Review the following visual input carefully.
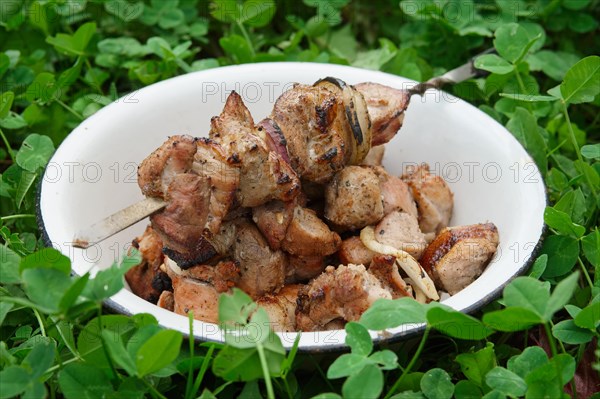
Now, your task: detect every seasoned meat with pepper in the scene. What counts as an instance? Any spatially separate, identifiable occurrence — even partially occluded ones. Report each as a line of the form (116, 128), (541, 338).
(165, 258), (221, 323)
(296, 264), (392, 331)
(252, 200), (294, 251)
(210, 91), (300, 207)
(233, 220), (286, 299)
(324, 166), (384, 231)
(420, 223), (499, 295)
(271, 84), (350, 183)
(257, 284), (302, 332)
(286, 254), (326, 282)
(355, 82), (410, 146)
(338, 236), (375, 266)
(374, 211), (427, 259)
(176, 260), (240, 293)
(150, 173), (216, 267)
(282, 206), (341, 257)
(125, 226), (170, 303)
(371, 166), (418, 218)
(402, 164), (454, 235)
(137, 135), (197, 198)
(192, 138), (240, 235)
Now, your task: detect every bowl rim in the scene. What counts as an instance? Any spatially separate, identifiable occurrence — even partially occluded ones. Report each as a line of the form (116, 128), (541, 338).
(36, 61), (548, 353)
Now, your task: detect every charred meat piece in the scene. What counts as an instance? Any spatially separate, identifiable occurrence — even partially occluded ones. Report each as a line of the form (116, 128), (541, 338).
(125, 226), (170, 303)
(402, 164), (453, 235)
(233, 220), (286, 299)
(420, 223), (499, 295)
(286, 254), (326, 283)
(210, 92), (300, 207)
(282, 206), (341, 257)
(257, 285), (302, 332)
(252, 200), (294, 251)
(150, 173), (215, 268)
(374, 211), (427, 259)
(361, 145), (385, 167)
(338, 236), (375, 266)
(296, 264), (392, 331)
(192, 138), (240, 234)
(371, 166), (418, 218)
(177, 260), (240, 293)
(165, 258), (221, 323)
(354, 82), (410, 147)
(271, 84), (349, 183)
(258, 118), (291, 165)
(368, 255), (412, 299)
(324, 166), (384, 231)
(138, 135), (197, 198)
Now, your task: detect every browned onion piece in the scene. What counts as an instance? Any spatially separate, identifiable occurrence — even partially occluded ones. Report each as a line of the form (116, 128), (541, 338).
(314, 77), (372, 165)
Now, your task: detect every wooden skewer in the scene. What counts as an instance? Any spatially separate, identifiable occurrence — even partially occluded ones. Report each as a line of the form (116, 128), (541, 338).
(72, 197), (166, 249)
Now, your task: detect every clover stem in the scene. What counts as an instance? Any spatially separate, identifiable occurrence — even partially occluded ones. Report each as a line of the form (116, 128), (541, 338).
(56, 99), (84, 121)
(191, 344), (216, 397)
(185, 312), (194, 399)
(514, 69), (534, 113)
(257, 342), (275, 399)
(578, 257), (594, 289)
(1, 214), (36, 221)
(543, 322), (558, 358)
(385, 326), (430, 399)
(33, 308), (47, 337)
(0, 128), (15, 162)
(562, 101), (599, 201)
(236, 21), (256, 58)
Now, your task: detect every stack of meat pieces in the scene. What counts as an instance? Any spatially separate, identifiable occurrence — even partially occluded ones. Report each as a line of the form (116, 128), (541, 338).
(126, 79), (499, 332)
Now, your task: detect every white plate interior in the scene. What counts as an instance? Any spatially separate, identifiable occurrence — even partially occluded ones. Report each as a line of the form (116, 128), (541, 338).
(39, 62), (546, 350)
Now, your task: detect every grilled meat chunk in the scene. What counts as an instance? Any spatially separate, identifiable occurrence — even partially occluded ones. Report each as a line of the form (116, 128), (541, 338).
(150, 173), (216, 267)
(210, 91), (300, 207)
(177, 260), (240, 293)
(257, 285), (302, 332)
(324, 166), (384, 231)
(138, 135), (197, 198)
(252, 200), (294, 251)
(374, 211), (427, 259)
(125, 226), (170, 303)
(271, 84), (349, 183)
(282, 206), (341, 257)
(286, 255), (326, 283)
(157, 291), (175, 311)
(355, 82), (410, 146)
(233, 220), (286, 299)
(165, 258), (221, 323)
(371, 166), (418, 218)
(420, 223), (499, 295)
(402, 164), (453, 235)
(192, 138), (240, 234)
(338, 236), (375, 266)
(368, 255), (412, 299)
(296, 264), (392, 331)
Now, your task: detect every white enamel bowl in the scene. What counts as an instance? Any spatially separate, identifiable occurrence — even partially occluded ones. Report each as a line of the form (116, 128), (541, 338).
(38, 63), (546, 352)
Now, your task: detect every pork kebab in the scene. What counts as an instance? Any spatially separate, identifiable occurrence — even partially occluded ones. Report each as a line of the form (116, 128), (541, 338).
(124, 77), (499, 332)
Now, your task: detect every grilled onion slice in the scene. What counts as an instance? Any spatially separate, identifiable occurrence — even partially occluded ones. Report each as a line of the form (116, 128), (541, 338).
(314, 77), (372, 165)
(360, 225), (439, 300)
